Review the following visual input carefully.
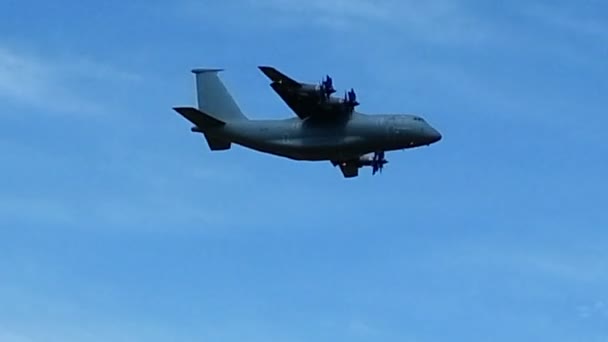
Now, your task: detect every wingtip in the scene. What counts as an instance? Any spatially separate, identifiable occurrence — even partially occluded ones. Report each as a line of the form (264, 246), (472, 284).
(258, 65), (278, 74)
(173, 105), (203, 114)
(172, 106), (192, 114)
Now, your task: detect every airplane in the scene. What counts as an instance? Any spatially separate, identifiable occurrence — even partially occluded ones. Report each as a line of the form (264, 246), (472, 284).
(172, 66), (442, 178)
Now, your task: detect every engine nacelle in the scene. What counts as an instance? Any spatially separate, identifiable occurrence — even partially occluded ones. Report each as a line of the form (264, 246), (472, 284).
(357, 153), (373, 166)
(297, 83), (336, 98)
(285, 76), (359, 113)
(357, 153), (388, 175)
(356, 154), (386, 166)
(331, 152), (387, 176)
(299, 83), (321, 92)
(297, 75), (336, 99)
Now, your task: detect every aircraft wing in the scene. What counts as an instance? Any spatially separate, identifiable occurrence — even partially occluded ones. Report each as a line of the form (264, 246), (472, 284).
(258, 66), (301, 88)
(258, 66), (357, 120)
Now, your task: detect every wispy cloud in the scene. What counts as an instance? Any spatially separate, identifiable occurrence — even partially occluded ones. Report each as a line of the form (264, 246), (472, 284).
(577, 300), (608, 320)
(456, 237), (605, 275)
(0, 329), (32, 342)
(0, 195), (77, 226)
(0, 192), (228, 233)
(173, 0), (487, 46)
(0, 132), (235, 232)
(513, 3), (608, 70)
(0, 161), (239, 233)
(0, 44), (140, 116)
(346, 319), (381, 337)
(252, 0), (488, 45)
(257, 0), (391, 26)
(524, 3), (608, 42)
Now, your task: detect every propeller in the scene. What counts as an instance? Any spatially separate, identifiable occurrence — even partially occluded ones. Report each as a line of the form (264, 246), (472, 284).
(324, 75), (334, 92)
(348, 88), (356, 103)
(342, 88), (360, 109)
(371, 151), (387, 175)
(319, 75), (335, 100)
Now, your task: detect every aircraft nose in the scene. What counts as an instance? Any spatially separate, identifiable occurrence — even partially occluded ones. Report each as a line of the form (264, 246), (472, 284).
(428, 127), (442, 143)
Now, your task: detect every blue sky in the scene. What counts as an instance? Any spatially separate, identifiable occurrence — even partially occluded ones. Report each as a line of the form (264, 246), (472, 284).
(1, 0), (607, 341)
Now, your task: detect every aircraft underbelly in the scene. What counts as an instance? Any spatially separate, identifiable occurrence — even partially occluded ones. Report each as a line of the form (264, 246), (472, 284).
(227, 124), (392, 161)
(294, 136), (362, 148)
(264, 136), (370, 160)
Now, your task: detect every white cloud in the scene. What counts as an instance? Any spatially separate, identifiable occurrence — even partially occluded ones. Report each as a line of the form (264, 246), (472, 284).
(0, 44), (140, 116)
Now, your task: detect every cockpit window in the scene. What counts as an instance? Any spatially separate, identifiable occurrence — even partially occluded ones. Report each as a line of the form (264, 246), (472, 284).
(413, 117), (424, 122)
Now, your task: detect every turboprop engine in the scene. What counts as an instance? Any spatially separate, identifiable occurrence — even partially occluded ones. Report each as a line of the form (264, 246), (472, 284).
(357, 151), (388, 175)
(289, 74), (360, 115)
(297, 75), (336, 100)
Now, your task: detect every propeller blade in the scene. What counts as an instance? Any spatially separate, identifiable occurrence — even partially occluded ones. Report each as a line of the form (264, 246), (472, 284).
(371, 151), (386, 175)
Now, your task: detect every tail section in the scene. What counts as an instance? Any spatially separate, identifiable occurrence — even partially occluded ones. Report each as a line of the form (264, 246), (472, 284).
(174, 68), (247, 151)
(172, 106), (231, 151)
(191, 69), (248, 122)
(173, 106), (225, 128)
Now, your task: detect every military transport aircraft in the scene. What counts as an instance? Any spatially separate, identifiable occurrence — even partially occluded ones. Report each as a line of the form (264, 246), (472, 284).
(173, 66), (442, 178)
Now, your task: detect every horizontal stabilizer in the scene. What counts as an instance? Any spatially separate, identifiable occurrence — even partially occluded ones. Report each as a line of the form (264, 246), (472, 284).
(258, 66), (300, 88)
(173, 106), (225, 128)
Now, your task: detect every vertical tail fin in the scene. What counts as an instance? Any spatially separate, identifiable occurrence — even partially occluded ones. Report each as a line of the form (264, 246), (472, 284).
(191, 69), (248, 121)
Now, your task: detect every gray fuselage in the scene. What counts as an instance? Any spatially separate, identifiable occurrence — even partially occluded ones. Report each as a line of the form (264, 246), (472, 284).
(204, 112), (442, 161)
